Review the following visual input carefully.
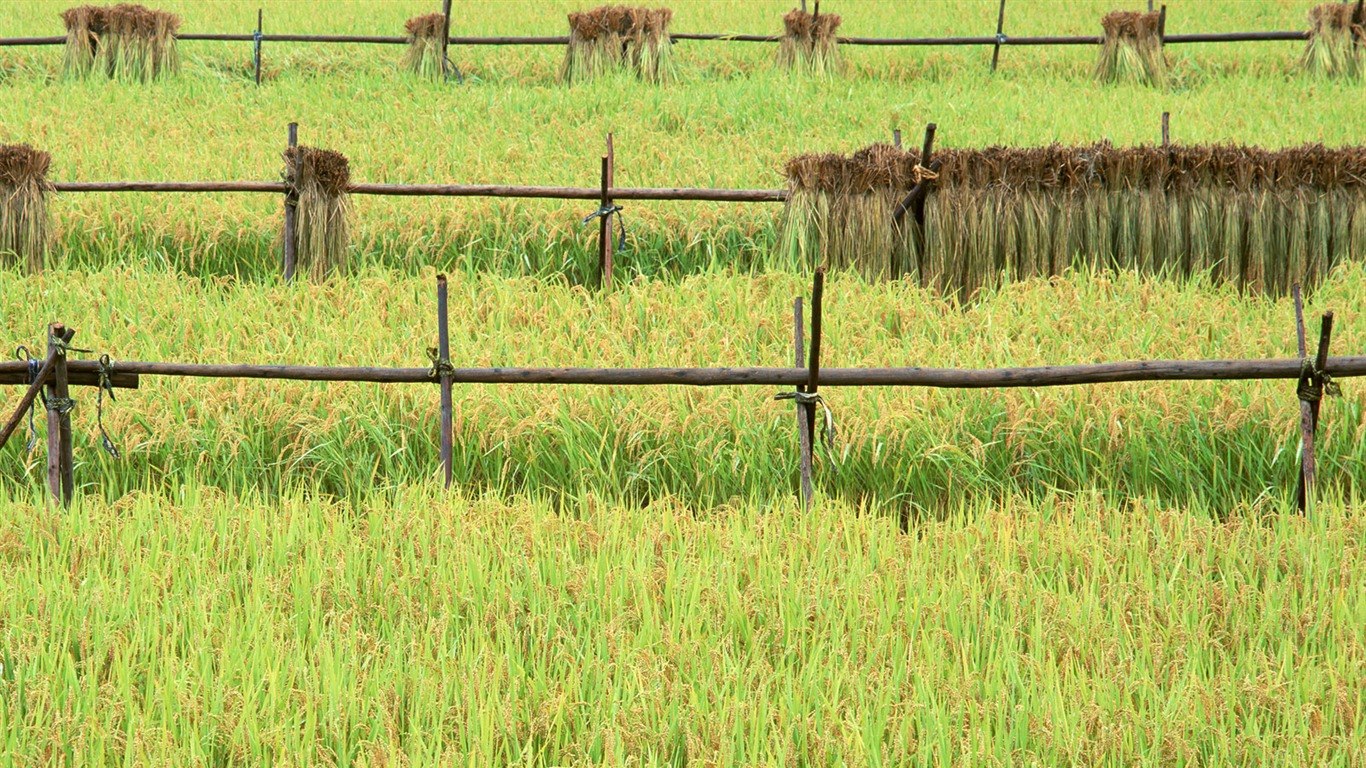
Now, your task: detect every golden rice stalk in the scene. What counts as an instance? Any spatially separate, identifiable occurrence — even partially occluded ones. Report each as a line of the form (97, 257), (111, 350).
(403, 13), (447, 80)
(1301, 2), (1364, 79)
(60, 5), (106, 77)
(64, 4), (180, 81)
(1094, 10), (1167, 86)
(561, 6), (676, 84)
(0, 144), (53, 273)
(776, 8), (843, 76)
(283, 147), (351, 281)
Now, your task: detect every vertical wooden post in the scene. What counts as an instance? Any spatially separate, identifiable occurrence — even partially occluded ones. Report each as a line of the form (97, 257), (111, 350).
(45, 323), (75, 507)
(990, 0), (1007, 72)
(283, 122), (298, 282)
(892, 129), (902, 149)
(804, 268), (826, 495)
(440, 0), (453, 81)
(1161, 111), (1170, 148)
(1293, 291), (1334, 514)
(254, 8), (262, 86)
(911, 123), (937, 230)
(598, 133), (614, 290)
(793, 297), (813, 507)
(437, 274), (454, 488)
(1157, 5), (1167, 46)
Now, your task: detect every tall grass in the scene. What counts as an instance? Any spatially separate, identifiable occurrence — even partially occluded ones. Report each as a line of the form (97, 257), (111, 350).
(1, 265), (1363, 512)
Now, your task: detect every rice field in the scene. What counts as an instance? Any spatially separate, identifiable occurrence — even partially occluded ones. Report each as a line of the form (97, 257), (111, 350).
(2, 1), (1366, 764)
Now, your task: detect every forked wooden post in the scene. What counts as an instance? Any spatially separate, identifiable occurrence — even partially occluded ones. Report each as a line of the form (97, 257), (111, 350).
(437, 274), (454, 488)
(254, 9), (263, 85)
(598, 133), (615, 290)
(793, 297), (813, 507)
(440, 0), (453, 81)
(283, 122), (299, 281)
(45, 323), (75, 507)
(1293, 292), (1334, 513)
(990, 0), (1007, 72)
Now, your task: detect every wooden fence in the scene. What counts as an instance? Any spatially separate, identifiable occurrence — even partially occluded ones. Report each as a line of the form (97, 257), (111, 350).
(1, 271), (1359, 512)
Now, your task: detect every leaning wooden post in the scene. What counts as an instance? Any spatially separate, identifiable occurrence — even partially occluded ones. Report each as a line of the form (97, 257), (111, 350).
(45, 323), (75, 507)
(283, 122), (299, 282)
(436, 274), (454, 488)
(439, 0), (453, 81)
(911, 123), (937, 229)
(990, 0), (1007, 72)
(1293, 296), (1334, 514)
(793, 296), (813, 507)
(804, 268), (826, 492)
(597, 133), (615, 290)
(253, 9), (263, 86)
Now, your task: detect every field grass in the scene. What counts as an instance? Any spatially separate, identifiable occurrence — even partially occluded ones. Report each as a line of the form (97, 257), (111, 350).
(3, 2), (1366, 764)
(0, 1), (1362, 280)
(2, 488), (1365, 765)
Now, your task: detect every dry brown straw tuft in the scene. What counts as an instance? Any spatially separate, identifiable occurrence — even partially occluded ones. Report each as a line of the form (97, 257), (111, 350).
(562, 5), (676, 84)
(283, 146), (351, 281)
(1095, 9), (1166, 86)
(0, 144), (53, 272)
(1302, 2), (1365, 78)
(403, 13), (448, 79)
(777, 8), (843, 75)
(61, 3), (181, 81)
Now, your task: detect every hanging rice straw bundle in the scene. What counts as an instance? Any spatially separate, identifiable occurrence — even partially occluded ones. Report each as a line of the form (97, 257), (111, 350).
(782, 142), (1366, 299)
(1094, 10), (1166, 86)
(0, 145), (53, 273)
(59, 5), (107, 77)
(776, 8), (843, 75)
(1302, 1), (1364, 79)
(62, 3), (180, 81)
(561, 5), (676, 84)
(283, 147), (351, 281)
(403, 13), (447, 80)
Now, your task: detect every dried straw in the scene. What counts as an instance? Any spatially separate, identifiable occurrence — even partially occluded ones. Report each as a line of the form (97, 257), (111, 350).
(0, 144), (53, 273)
(403, 13), (447, 80)
(61, 3), (180, 81)
(1302, 2), (1364, 79)
(777, 8), (843, 75)
(1094, 10), (1166, 86)
(561, 5), (676, 84)
(781, 142), (1366, 299)
(283, 146), (351, 281)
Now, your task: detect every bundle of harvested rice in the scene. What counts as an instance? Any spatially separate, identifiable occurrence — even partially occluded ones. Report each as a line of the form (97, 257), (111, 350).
(283, 147), (351, 281)
(1094, 10), (1166, 86)
(561, 5), (676, 84)
(403, 13), (447, 80)
(61, 3), (180, 81)
(1302, 1), (1364, 79)
(0, 144), (53, 273)
(781, 142), (1366, 299)
(776, 7), (842, 75)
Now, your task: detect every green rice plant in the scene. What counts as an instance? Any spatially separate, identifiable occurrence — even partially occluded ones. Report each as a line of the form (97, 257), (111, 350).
(401, 13), (447, 80)
(1094, 9), (1167, 87)
(0, 144), (51, 272)
(776, 8), (843, 76)
(283, 146), (351, 281)
(1302, 1), (1365, 79)
(561, 6), (675, 85)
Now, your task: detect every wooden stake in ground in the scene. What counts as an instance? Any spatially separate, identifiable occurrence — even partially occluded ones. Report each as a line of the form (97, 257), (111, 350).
(46, 323), (75, 506)
(440, 0), (453, 80)
(436, 274), (454, 488)
(283, 122), (298, 281)
(804, 267), (826, 492)
(991, 0), (1007, 71)
(1293, 285), (1335, 513)
(254, 9), (262, 85)
(597, 133), (615, 290)
(792, 296), (813, 507)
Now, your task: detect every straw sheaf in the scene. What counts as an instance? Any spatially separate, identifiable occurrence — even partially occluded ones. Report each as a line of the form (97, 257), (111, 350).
(569, 6), (672, 39)
(103, 4), (181, 38)
(784, 144), (920, 194)
(60, 5), (109, 35)
(781, 8), (842, 41)
(1100, 10), (1161, 41)
(1308, 2), (1364, 33)
(283, 146), (352, 196)
(0, 144), (53, 189)
(404, 13), (446, 40)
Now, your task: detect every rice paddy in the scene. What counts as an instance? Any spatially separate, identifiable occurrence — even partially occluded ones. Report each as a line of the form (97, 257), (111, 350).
(2, 1), (1366, 764)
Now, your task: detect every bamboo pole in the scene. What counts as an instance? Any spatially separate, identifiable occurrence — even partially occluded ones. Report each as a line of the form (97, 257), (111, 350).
(0, 349), (56, 452)
(437, 274), (454, 488)
(45, 324), (75, 506)
(16, 356), (1366, 388)
(793, 297), (813, 507)
(283, 122), (298, 281)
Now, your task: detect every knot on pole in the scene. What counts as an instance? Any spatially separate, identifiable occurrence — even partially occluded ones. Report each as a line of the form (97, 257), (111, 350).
(44, 396), (75, 415)
(96, 354), (121, 458)
(996, 32), (1007, 45)
(912, 164), (940, 184)
(48, 333), (92, 358)
(427, 347), (455, 379)
(774, 390), (838, 458)
(15, 345), (41, 453)
(1297, 359), (1341, 403)
(582, 203), (627, 251)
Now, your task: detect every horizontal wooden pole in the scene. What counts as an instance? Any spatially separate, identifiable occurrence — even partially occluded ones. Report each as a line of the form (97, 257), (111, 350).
(51, 181), (787, 202)
(20, 355), (1366, 389)
(0, 369), (139, 389)
(1164, 31), (1308, 43)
